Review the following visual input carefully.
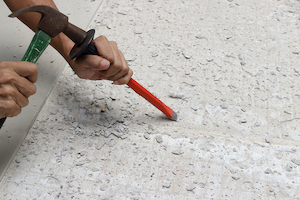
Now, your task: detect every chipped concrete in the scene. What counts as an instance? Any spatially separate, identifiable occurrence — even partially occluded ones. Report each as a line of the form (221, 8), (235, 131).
(1, 0), (300, 199)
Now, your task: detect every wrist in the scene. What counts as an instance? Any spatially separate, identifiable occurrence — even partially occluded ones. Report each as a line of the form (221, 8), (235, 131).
(50, 33), (74, 64)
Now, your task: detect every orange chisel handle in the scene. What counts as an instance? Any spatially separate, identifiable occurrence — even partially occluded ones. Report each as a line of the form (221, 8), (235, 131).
(127, 78), (177, 121)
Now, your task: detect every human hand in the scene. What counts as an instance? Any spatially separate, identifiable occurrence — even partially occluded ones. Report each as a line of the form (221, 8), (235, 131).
(0, 61), (37, 118)
(68, 35), (133, 85)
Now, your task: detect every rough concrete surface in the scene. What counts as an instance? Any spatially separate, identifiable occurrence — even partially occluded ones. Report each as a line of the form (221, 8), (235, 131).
(1, 0), (300, 199)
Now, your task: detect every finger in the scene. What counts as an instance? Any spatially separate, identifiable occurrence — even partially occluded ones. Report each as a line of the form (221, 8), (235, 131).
(98, 44), (124, 79)
(113, 68), (133, 85)
(73, 54), (111, 80)
(93, 36), (115, 63)
(0, 70), (37, 98)
(0, 84), (30, 108)
(112, 52), (133, 85)
(9, 61), (38, 83)
(0, 99), (22, 117)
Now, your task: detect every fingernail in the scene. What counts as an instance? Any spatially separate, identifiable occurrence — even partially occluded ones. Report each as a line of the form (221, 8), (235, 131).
(99, 59), (110, 69)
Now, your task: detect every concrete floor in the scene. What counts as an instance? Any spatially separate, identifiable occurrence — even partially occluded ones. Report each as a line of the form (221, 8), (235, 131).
(1, 0), (300, 199)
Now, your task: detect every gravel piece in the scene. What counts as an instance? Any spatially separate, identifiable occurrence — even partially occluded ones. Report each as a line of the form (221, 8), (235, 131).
(100, 185), (109, 191)
(220, 105), (228, 109)
(95, 141), (106, 150)
(144, 133), (151, 140)
(183, 52), (191, 59)
(265, 137), (272, 144)
(148, 124), (154, 131)
(163, 182), (171, 188)
(286, 164), (293, 172)
(156, 135), (163, 143)
(169, 92), (184, 99)
(292, 159), (300, 166)
(123, 121), (131, 126)
(75, 159), (91, 166)
(186, 184), (196, 191)
(172, 149), (184, 155)
(264, 168), (273, 174)
(110, 91), (117, 100)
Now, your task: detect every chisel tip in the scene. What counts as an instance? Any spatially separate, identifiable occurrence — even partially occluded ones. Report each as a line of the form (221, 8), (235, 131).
(170, 111), (178, 121)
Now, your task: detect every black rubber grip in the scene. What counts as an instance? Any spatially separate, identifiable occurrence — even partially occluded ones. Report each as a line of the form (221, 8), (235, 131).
(82, 43), (99, 56)
(0, 117), (6, 129)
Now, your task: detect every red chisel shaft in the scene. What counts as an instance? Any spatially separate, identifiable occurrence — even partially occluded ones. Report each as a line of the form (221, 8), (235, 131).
(127, 78), (177, 121)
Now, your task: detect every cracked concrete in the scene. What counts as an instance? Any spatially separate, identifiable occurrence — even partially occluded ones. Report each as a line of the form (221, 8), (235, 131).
(1, 0), (300, 199)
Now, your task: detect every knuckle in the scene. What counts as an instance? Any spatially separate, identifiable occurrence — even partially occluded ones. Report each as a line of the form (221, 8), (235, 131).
(0, 72), (15, 84)
(0, 61), (11, 69)
(32, 85), (37, 95)
(11, 107), (21, 117)
(110, 41), (117, 47)
(0, 99), (20, 117)
(1, 86), (16, 97)
(98, 35), (108, 42)
(22, 98), (29, 107)
(28, 84), (37, 96)
(5, 100), (17, 112)
(106, 54), (115, 64)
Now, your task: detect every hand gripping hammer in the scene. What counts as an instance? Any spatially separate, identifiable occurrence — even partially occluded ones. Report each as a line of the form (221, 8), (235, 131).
(0, 5), (177, 129)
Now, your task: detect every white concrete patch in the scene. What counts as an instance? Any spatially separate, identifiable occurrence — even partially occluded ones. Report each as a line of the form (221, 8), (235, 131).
(1, 0), (300, 199)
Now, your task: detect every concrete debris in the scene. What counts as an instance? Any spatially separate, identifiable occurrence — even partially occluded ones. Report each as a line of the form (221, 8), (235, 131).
(169, 92), (184, 99)
(264, 168), (273, 174)
(2, 0), (300, 199)
(172, 149), (184, 155)
(163, 182), (171, 188)
(155, 135), (163, 143)
(186, 184), (196, 191)
(144, 133), (151, 140)
(291, 159), (300, 166)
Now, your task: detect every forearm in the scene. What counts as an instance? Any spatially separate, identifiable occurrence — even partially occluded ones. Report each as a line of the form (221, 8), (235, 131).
(4, 0), (74, 63)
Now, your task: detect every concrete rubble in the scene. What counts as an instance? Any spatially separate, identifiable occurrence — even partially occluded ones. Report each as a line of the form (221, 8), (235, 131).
(1, 0), (300, 199)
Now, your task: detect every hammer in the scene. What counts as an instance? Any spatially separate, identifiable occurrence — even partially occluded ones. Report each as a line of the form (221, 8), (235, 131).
(2, 5), (177, 128)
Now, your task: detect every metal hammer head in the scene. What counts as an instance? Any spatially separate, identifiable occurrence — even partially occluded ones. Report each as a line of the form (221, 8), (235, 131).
(9, 5), (95, 59)
(9, 5), (68, 38)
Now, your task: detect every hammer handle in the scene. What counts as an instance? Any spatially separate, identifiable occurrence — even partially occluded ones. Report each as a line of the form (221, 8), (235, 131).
(0, 30), (51, 130)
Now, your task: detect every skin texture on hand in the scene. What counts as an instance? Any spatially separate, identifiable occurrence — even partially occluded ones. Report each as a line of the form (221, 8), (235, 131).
(70, 36), (133, 85)
(4, 0), (133, 84)
(0, 61), (37, 118)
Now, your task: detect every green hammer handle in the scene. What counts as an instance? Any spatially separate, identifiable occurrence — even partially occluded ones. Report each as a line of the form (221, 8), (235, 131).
(0, 30), (51, 129)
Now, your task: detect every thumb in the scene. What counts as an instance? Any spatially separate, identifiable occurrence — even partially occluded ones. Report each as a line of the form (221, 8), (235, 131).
(75, 54), (111, 71)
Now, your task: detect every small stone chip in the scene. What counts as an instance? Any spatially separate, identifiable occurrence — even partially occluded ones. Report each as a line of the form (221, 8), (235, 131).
(286, 165), (293, 172)
(169, 92), (184, 99)
(100, 185), (109, 191)
(265, 168), (273, 174)
(92, 167), (100, 172)
(292, 159), (300, 166)
(95, 141), (106, 150)
(172, 149), (184, 155)
(186, 184), (196, 191)
(144, 133), (151, 140)
(265, 137), (272, 144)
(163, 182), (171, 188)
(156, 135), (163, 143)
(183, 52), (191, 59)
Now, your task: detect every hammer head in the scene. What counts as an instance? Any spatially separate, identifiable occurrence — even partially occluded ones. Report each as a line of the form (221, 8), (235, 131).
(9, 5), (68, 38)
